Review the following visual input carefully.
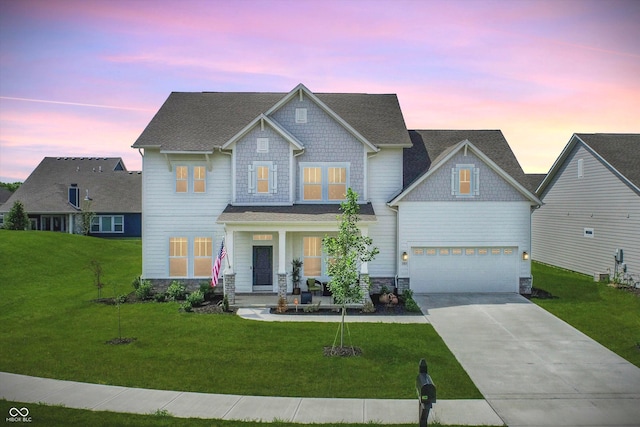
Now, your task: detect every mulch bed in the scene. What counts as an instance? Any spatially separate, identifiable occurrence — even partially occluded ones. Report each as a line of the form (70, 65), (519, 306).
(106, 337), (137, 345)
(271, 299), (422, 316)
(323, 346), (363, 357)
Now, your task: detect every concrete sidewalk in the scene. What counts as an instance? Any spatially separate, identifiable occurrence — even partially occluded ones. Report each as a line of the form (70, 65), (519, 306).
(0, 371), (503, 425)
(237, 307), (430, 323)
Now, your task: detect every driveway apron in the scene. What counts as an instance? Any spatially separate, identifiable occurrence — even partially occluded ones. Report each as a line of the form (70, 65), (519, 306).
(415, 293), (640, 427)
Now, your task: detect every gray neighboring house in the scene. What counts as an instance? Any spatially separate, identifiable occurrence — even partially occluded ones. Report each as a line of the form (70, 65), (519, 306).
(0, 187), (12, 207)
(0, 157), (142, 237)
(532, 133), (640, 280)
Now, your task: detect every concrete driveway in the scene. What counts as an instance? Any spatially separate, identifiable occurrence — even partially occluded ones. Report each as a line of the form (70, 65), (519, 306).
(415, 293), (640, 427)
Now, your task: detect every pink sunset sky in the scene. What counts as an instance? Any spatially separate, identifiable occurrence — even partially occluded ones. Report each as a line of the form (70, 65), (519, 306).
(1, 0), (639, 183)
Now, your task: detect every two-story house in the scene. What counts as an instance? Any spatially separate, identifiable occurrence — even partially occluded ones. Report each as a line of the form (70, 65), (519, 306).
(132, 84), (540, 300)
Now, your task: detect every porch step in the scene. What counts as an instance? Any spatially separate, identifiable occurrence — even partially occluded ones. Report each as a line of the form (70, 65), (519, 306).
(252, 285), (273, 293)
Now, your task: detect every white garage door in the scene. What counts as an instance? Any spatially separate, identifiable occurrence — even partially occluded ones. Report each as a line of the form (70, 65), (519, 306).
(409, 247), (518, 293)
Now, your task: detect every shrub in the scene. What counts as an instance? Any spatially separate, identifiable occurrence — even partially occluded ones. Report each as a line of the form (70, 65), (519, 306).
(166, 281), (186, 301)
(132, 276), (142, 290)
(199, 281), (214, 300)
(187, 290), (204, 307)
(402, 289), (422, 313)
(180, 301), (193, 312)
(135, 280), (153, 300)
(361, 300), (376, 313)
(115, 294), (127, 304)
(275, 296), (288, 313)
(4, 201), (30, 230)
(221, 294), (230, 312)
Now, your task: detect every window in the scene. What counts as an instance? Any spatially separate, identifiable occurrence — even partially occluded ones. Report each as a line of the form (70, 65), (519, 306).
(176, 166), (188, 193)
(439, 249), (450, 255)
(169, 237), (188, 277)
(328, 167), (347, 200)
(303, 237), (322, 276)
(194, 166), (206, 193)
(248, 162), (277, 194)
(301, 163), (349, 202)
(465, 248), (475, 255)
(452, 164), (479, 196)
(253, 234), (273, 241)
(194, 237), (212, 277)
(176, 166), (206, 193)
(68, 185), (80, 208)
(90, 215), (124, 233)
(296, 108), (307, 123)
(303, 167), (322, 200)
(257, 138), (269, 153)
(452, 248), (463, 255)
(256, 166), (269, 193)
(413, 248), (424, 255)
(584, 228), (594, 238)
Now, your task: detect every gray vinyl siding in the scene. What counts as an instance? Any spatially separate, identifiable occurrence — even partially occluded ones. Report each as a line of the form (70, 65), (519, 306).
(532, 143), (640, 278)
(141, 150), (230, 279)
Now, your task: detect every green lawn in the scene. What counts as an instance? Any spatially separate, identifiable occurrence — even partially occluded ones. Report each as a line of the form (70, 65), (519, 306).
(0, 230), (480, 400)
(531, 262), (640, 367)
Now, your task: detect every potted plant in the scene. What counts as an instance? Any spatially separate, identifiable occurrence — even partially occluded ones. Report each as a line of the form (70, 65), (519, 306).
(291, 258), (303, 295)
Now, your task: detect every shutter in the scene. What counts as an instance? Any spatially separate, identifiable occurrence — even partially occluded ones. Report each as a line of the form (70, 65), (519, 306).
(272, 164), (278, 193)
(451, 168), (456, 195)
(248, 164), (254, 193)
(474, 168), (480, 195)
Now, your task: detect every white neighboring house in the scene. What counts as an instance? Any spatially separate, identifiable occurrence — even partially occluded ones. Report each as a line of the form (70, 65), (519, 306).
(132, 84), (540, 299)
(532, 133), (640, 282)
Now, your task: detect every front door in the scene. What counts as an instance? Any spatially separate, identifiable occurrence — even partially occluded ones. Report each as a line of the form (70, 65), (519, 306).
(253, 246), (273, 286)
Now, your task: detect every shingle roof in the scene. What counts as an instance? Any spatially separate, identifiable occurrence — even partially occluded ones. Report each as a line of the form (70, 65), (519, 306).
(404, 130), (529, 189)
(575, 133), (640, 189)
(0, 157), (141, 214)
(216, 203), (376, 224)
(0, 187), (12, 206)
(132, 89), (411, 151)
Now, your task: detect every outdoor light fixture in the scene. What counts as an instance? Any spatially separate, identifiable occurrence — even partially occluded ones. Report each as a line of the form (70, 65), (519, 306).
(522, 251), (529, 260)
(402, 251), (409, 262)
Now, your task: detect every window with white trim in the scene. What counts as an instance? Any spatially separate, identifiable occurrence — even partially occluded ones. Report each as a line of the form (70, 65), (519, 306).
(303, 236), (322, 276)
(176, 166), (206, 193)
(577, 158), (584, 178)
(194, 166), (206, 193)
(194, 237), (212, 277)
(248, 161), (277, 194)
(300, 163), (349, 202)
(176, 166), (188, 193)
(169, 237), (188, 277)
(91, 215), (124, 233)
(452, 164), (479, 196)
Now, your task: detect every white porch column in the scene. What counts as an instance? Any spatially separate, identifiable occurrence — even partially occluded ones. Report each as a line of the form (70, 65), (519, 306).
(278, 229), (287, 275)
(224, 228), (234, 274)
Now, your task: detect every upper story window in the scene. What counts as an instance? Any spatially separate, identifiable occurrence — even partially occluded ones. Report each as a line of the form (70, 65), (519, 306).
(176, 165), (206, 193)
(176, 166), (188, 193)
(300, 163), (349, 202)
(452, 164), (479, 197)
(248, 161), (277, 194)
(68, 184), (80, 208)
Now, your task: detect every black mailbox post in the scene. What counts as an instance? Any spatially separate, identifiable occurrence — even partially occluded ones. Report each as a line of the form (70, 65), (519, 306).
(415, 358), (436, 427)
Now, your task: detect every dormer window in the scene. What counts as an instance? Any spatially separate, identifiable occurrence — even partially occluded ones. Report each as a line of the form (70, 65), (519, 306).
(68, 184), (80, 208)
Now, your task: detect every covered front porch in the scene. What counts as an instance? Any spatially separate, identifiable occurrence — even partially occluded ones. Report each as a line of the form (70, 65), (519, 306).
(216, 203), (377, 303)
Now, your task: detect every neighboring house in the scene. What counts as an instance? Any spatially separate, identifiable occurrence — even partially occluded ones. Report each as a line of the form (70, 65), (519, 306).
(132, 84), (539, 299)
(532, 133), (640, 280)
(0, 157), (142, 237)
(389, 130), (541, 293)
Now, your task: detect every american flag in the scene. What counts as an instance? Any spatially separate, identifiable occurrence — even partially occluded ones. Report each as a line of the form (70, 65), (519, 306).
(211, 239), (226, 287)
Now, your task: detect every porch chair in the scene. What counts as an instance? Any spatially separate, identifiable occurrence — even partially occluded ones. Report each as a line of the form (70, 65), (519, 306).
(306, 278), (323, 296)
